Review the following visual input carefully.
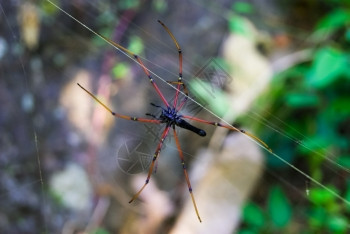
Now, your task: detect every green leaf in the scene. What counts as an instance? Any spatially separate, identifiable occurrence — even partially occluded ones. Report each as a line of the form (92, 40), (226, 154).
(128, 36), (144, 55)
(307, 47), (347, 89)
(93, 28), (113, 47)
(285, 92), (320, 108)
(308, 186), (337, 205)
(41, 0), (60, 15)
(312, 9), (350, 42)
(316, 9), (350, 31)
(152, 0), (167, 12)
(346, 28), (350, 42)
(233, 2), (254, 14)
(111, 62), (129, 79)
(96, 11), (117, 26)
(189, 79), (230, 116)
(228, 15), (253, 37)
(309, 206), (327, 228)
(297, 136), (330, 155)
(344, 181), (350, 212)
(330, 97), (350, 116)
(238, 229), (259, 234)
(268, 186), (292, 228)
(242, 202), (265, 228)
(327, 215), (348, 232)
(336, 155), (350, 168)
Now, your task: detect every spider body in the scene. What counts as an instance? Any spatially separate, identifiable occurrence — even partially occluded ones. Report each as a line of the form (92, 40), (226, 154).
(151, 104), (207, 137)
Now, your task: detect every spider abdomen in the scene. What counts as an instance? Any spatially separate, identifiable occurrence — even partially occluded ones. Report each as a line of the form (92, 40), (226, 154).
(176, 119), (206, 137)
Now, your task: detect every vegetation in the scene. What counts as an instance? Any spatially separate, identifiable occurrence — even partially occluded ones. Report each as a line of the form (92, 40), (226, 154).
(234, 1), (350, 232)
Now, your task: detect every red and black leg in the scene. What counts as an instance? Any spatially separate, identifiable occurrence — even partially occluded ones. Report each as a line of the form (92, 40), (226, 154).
(128, 125), (171, 203)
(78, 83), (162, 124)
(173, 125), (202, 222)
(158, 20), (188, 110)
(181, 115), (272, 152)
(78, 83), (172, 210)
(96, 33), (170, 108)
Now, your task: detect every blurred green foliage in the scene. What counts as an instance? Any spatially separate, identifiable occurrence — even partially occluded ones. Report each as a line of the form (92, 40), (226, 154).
(152, 0), (168, 13)
(189, 75), (230, 117)
(229, 1), (350, 233)
(232, 1), (254, 14)
(93, 228), (110, 234)
(38, 0), (350, 232)
(240, 186), (292, 233)
(127, 36), (144, 55)
(268, 186), (292, 227)
(228, 15), (253, 38)
(40, 0), (60, 15)
(307, 47), (348, 88)
(118, 0), (140, 10)
(111, 62), (130, 80)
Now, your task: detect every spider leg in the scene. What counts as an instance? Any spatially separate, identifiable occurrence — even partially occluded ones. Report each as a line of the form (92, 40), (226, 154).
(172, 126), (202, 222)
(158, 20), (183, 109)
(181, 115), (272, 152)
(129, 126), (171, 203)
(96, 33), (170, 108)
(78, 83), (162, 124)
(167, 81), (189, 111)
(145, 113), (158, 119)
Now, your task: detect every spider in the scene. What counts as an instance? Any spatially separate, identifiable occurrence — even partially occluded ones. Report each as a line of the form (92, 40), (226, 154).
(78, 20), (271, 222)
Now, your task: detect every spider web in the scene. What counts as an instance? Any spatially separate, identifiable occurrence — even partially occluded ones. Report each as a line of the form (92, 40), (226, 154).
(1, 0), (349, 233)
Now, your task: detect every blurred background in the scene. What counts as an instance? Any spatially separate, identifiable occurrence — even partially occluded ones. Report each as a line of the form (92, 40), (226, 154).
(1, 0), (350, 233)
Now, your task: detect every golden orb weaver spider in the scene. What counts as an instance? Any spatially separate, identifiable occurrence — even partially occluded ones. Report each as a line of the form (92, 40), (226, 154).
(78, 20), (271, 222)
